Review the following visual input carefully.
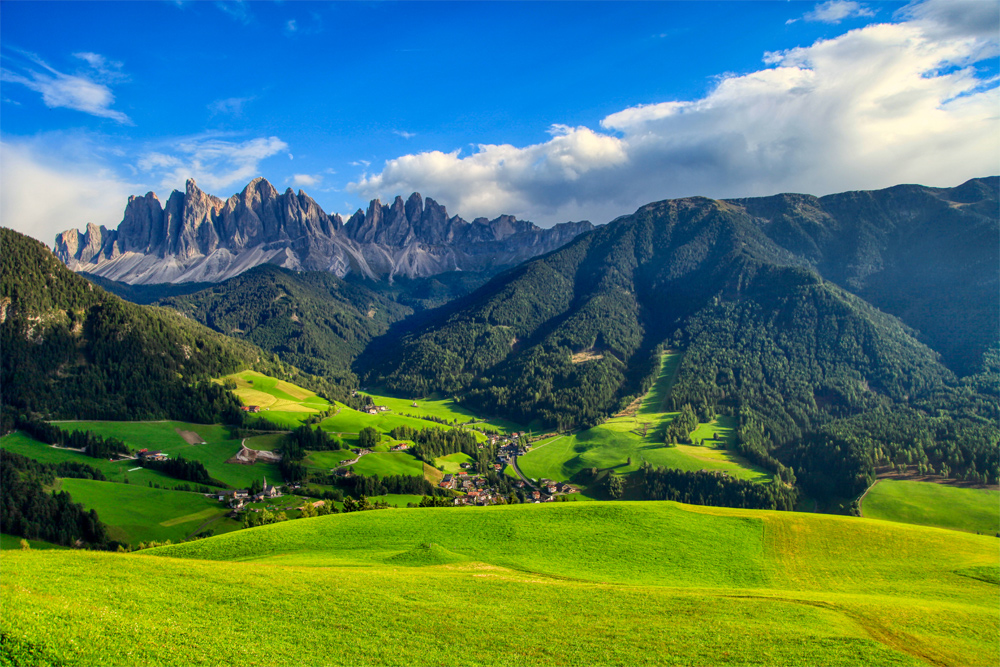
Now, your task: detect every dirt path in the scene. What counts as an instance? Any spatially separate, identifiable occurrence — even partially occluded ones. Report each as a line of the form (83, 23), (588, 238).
(856, 479), (880, 517)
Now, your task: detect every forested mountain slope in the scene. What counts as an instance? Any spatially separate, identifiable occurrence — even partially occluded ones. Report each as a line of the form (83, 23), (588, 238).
(153, 264), (412, 384)
(368, 179), (999, 497)
(0, 228), (285, 423)
(732, 176), (999, 375)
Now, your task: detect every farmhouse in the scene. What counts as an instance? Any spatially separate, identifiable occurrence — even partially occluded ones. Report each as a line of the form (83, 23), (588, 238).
(138, 449), (168, 462)
(240, 405), (262, 413)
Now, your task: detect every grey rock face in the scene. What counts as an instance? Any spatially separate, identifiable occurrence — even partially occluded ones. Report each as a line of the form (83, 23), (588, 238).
(54, 177), (595, 284)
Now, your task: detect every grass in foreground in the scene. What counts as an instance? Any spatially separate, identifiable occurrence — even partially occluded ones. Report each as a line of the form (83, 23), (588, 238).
(862, 479), (1000, 535)
(2, 501), (996, 666)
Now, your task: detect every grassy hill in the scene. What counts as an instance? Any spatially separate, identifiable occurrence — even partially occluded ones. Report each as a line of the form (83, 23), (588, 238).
(3, 501), (996, 665)
(862, 479), (999, 535)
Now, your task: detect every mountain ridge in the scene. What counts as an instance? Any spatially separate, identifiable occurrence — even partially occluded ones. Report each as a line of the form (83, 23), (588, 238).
(53, 178), (594, 285)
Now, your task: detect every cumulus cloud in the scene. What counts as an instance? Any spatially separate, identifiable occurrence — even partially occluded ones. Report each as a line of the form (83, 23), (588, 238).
(0, 139), (139, 244)
(351, 0), (999, 226)
(794, 1), (875, 25)
(137, 135), (289, 193)
(0, 50), (131, 123)
(289, 173), (321, 187)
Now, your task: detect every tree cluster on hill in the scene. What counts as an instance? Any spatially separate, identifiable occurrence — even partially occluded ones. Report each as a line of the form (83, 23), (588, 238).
(638, 461), (797, 510)
(330, 473), (445, 498)
(0, 450), (111, 548)
(286, 424), (345, 452)
(11, 415), (130, 460)
(140, 456), (220, 487)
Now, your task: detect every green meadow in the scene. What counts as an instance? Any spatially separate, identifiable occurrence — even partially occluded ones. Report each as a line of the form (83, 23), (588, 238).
(0, 431), (193, 490)
(3, 501), (996, 666)
(518, 352), (771, 485)
(57, 479), (242, 545)
(303, 449), (358, 470)
(435, 451), (474, 473)
(51, 420), (281, 489)
(862, 479), (1000, 535)
(349, 452), (426, 478)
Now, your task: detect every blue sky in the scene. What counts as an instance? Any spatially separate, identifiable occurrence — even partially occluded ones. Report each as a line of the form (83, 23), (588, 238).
(2, 0), (997, 243)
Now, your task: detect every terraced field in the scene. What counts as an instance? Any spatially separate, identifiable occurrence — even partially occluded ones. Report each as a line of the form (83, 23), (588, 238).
(219, 370), (331, 427)
(3, 501), (996, 665)
(862, 479), (1000, 535)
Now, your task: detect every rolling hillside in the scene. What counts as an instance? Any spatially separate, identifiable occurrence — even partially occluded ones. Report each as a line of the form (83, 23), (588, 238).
(3, 501), (996, 665)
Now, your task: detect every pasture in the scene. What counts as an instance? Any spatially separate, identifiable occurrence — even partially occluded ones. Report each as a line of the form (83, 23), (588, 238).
(348, 452), (425, 478)
(3, 501), (996, 666)
(1, 431), (193, 490)
(435, 452), (474, 473)
(57, 479), (241, 545)
(862, 479), (1000, 535)
(51, 420), (282, 489)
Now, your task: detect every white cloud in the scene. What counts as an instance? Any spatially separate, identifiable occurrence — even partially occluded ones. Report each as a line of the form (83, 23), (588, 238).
(285, 19), (298, 34)
(289, 173), (320, 187)
(137, 135), (290, 193)
(0, 50), (131, 124)
(351, 1), (999, 226)
(0, 139), (139, 244)
(393, 130), (417, 139)
(793, 1), (875, 25)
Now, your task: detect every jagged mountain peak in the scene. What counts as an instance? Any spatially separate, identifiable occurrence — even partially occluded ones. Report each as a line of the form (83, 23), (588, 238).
(53, 177), (595, 285)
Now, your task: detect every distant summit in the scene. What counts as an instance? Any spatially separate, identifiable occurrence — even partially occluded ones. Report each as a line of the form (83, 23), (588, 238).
(54, 177), (594, 284)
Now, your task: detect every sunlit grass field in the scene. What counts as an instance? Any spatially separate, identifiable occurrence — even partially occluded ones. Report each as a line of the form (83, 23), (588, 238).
(57, 479), (242, 545)
(3, 501), (996, 666)
(0, 431), (191, 490)
(518, 353), (771, 484)
(50, 420), (281, 489)
(862, 479), (1000, 535)
(435, 451), (474, 473)
(349, 451), (425, 478)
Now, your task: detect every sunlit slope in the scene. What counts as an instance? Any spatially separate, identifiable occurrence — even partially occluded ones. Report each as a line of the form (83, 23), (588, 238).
(3, 502), (997, 666)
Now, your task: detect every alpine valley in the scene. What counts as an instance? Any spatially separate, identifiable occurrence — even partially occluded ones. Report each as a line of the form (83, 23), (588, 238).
(2, 177), (998, 667)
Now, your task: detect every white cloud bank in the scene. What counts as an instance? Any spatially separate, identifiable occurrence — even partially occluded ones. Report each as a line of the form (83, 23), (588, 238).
(0, 140), (139, 244)
(351, 0), (999, 226)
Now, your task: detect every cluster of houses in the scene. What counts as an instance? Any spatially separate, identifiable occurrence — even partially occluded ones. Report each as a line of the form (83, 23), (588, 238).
(214, 477), (282, 511)
(137, 449), (168, 462)
(365, 405), (390, 415)
(239, 405), (262, 413)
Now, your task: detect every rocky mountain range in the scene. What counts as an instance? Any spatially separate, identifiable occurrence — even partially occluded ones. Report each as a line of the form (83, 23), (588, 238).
(54, 178), (594, 284)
